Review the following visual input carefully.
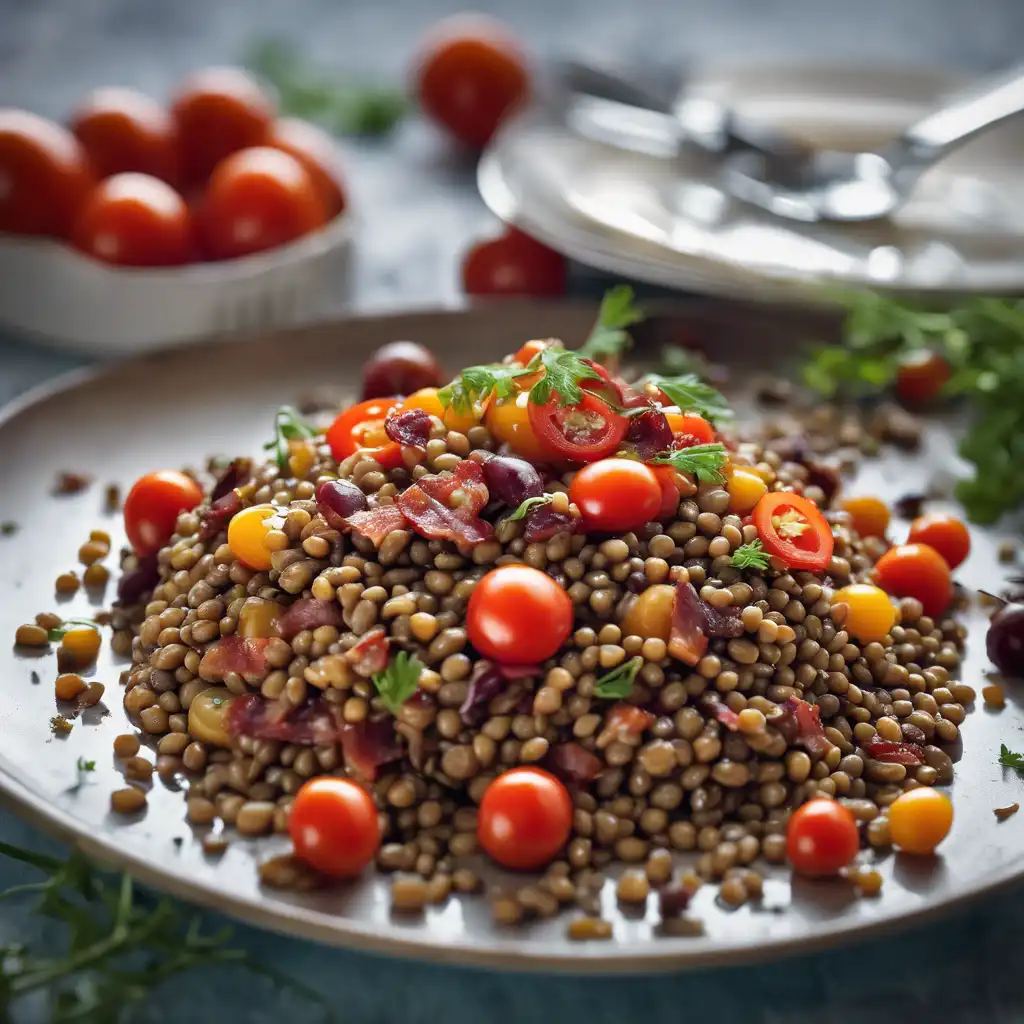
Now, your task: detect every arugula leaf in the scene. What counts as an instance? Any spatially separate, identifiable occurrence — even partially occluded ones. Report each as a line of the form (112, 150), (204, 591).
(577, 285), (645, 362)
(506, 495), (553, 521)
(650, 443), (729, 484)
(643, 373), (733, 424)
(528, 348), (602, 406)
(373, 651), (424, 715)
(47, 619), (99, 643)
(76, 757), (96, 773)
(263, 405), (317, 470)
(593, 657), (643, 700)
(438, 363), (529, 415)
(999, 743), (1024, 771)
(730, 540), (771, 571)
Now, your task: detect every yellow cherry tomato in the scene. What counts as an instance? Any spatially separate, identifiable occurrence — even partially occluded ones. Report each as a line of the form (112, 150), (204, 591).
(841, 495), (890, 538)
(621, 583), (676, 642)
(832, 583), (897, 644)
(187, 687), (235, 748)
(227, 503), (277, 570)
(396, 387), (481, 434)
(484, 391), (548, 463)
(727, 466), (768, 514)
(887, 787), (953, 855)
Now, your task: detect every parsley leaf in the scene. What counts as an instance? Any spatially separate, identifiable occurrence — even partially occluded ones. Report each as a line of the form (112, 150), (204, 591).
(999, 743), (1024, 771)
(438, 364), (529, 415)
(76, 757), (96, 773)
(593, 657), (643, 700)
(577, 285), (645, 363)
(373, 651), (424, 715)
(263, 405), (317, 470)
(643, 373), (733, 424)
(731, 540), (771, 571)
(650, 443), (729, 484)
(47, 619), (99, 643)
(659, 345), (709, 377)
(528, 348), (602, 406)
(506, 495), (553, 521)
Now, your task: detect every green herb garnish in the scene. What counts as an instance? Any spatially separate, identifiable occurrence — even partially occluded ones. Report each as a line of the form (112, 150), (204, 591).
(263, 405), (317, 470)
(650, 443), (729, 484)
(506, 495), (553, 521)
(577, 285), (644, 363)
(999, 743), (1024, 771)
(47, 619), (99, 643)
(593, 657), (643, 700)
(438, 363), (530, 415)
(372, 651), (424, 715)
(642, 373), (733, 424)
(76, 757), (95, 773)
(0, 521), (18, 536)
(659, 345), (709, 377)
(49, 716), (72, 736)
(730, 539), (772, 571)
(527, 348), (602, 406)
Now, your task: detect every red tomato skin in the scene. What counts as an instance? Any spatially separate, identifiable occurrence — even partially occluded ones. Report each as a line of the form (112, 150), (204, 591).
(466, 565), (574, 664)
(326, 397), (402, 463)
(123, 470), (204, 555)
(569, 459), (662, 533)
(872, 542), (953, 620)
(289, 777), (381, 878)
(478, 767), (573, 870)
(267, 117), (347, 220)
(786, 799), (860, 877)
(752, 491), (835, 573)
(664, 412), (715, 445)
(462, 229), (567, 297)
(896, 351), (951, 405)
(906, 513), (971, 570)
(653, 466), (686, 520)
(527, 393), (628, 463)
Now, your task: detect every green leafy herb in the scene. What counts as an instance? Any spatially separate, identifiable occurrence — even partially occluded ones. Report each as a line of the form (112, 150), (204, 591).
(999, 743), (1024, 771)
(246, 39), (406, 136)
(730, 540), (771, 571)
(0, 520), (17, 536)
(49, 716), (72, 736)
(577, 285), (645, 363)
(372, 651), (424, 715)
(528, 348), (602, 406)
(75, 758), (95, 773)
(438, 363), (530, 415)
(593, 657), (643, 700)
(658, 345), (709, 377)
(0, 841), (335, 1022)
(263, 405), (317, 470)
(47, 619), (99, 643)
(506, 495), (553, 521)
(643, 373), (733, 424)
(650, 443), (729, 484)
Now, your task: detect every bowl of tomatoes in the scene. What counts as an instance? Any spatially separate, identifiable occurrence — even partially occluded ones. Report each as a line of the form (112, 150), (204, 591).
(0, 68), (353, 355)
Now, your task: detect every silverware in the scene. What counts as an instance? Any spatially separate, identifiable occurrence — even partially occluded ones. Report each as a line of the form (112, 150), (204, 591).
(721, 63), (1024, 222)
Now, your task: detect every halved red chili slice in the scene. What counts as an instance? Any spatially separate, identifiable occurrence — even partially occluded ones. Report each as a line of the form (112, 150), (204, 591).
(752, 491), (834, 572)
(527, 392), (628, 463)
(326, 397), (403, 469)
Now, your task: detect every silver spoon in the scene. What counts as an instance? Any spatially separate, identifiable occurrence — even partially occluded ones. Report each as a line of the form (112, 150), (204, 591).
(721, 63), (1024, 223)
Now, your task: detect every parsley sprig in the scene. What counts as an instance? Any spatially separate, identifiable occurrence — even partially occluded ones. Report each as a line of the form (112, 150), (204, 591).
(650, 443), (729, 484)
(593, 657), (643, 700)
(263, 405), (317, 470)
(730, 539), (771, 571)
(642, 373), (733, 424)
(47, 619), (99, 643)
(528, 348), (602, 406)
(999, 743), (1024, 771)
(506, 495), (553, 521)
(438, 363), (530, 415)
(372, 651), (424, 715)
(577, 284), (644, 363)
(75, 757), (96, 774)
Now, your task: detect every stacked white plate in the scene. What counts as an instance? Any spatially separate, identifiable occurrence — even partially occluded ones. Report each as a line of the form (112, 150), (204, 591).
(479, 61), (1024, 299)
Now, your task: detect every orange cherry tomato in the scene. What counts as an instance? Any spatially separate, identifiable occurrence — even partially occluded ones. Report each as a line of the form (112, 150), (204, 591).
(477, 767), (573, 870)
(171, 67), (274, 186)
(289, 777), (381, 878)
(0, 109), (94, 238)
(123, 470), (204, 555)
(466, 565), (574, 664)
(906, 513), (971, 570)
(887, 787), (953, 855)
(326, 397), (403, 469)
(663, 411), (715, 446)
(70, 87), (179, 184)
(786, 799), (860, 877)
(462, 229), (567, 297)
(267, 116), (347, 220)
(72, 173), (193, 267)
(872, 542), (953, 620)
(510, 339), (549, 366)
(570, 459), (663, 533)
(752, 491), (834, 573)
(841, 495), (890, 539)
(414, 15), (529, 149)
(895, 350), (951, 405)
(227, 503), (277, 570)
(484, 391), (549, 463)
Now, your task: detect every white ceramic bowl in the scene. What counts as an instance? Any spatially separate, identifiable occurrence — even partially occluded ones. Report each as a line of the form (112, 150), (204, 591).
(0, 211), (355, 356)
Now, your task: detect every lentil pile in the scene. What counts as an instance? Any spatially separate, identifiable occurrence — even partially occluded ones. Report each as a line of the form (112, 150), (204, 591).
(35, 297), (980, 936)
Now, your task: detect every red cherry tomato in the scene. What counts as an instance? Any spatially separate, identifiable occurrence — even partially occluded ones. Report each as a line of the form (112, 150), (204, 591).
(70, 87), (179, 184)
(123, 470), (205, 555)
(71, 173), (193, 267)
(326, 397), (403, 469)
(872, 542), (953, 620)
(466, 565), (574, 664)
(527, 392), (627, 463)
(267, 116), (347, 220)
(414, 16), (529, 149)
(653, 465), (687, 520)
(663, 411), (715, 445)
(362, 341), (443, 400)
(477, 767), (573, 870)
(569, 459), (663, 533)
(198, 146), (326, 260)
(752, 491), (835, 573)
(462, 229), (567, 297)
(786, 799), (860, 877)
(289, 777), (381, 878)
(171, 67), (274, 186)
(896, 350), (951, 405)
(0, 109), (94, 238)
(906, 513), (971, 570)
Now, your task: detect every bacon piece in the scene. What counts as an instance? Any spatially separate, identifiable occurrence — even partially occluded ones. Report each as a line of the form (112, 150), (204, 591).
(343, 504), (408, 545)
(396, 459), (493, 545)
(596, 704), (655, 748)
(545, 742), (603, 786)
(340, 718), (403, 781)
(385, 408), (432, 448)
(778, 696), (831, 756)
(624, 408), (674, 460)
(198, 636), (270, 683)
(276, 599), (343, 640)
(522, 505), (575, 542)
(863, 739), (926, 766)
(345, 628), (390, 677)
(226, 693), (340, 746)
(211, 457), (252, 502)
(199, 490), (243, 541)
(711, 703), (740, 732)
(668, 582), (744, 666)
